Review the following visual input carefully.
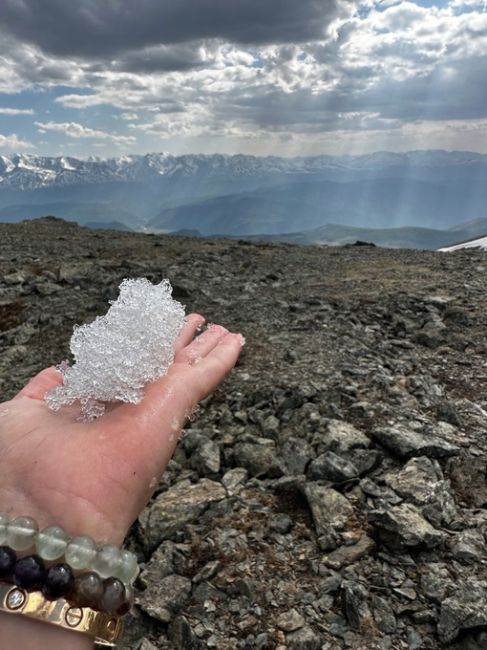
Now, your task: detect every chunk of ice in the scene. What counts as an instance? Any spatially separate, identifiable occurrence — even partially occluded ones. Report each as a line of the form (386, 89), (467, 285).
(45, 278), (186, 420)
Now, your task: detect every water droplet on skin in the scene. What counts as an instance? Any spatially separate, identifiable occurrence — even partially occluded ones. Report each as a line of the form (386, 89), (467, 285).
(149, 477), (158, 490)
(171, 416), (181, 431)
(0, 408), (9, 417)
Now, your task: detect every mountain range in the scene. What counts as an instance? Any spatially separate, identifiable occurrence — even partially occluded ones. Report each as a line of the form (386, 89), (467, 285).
(0, 151), (486, 248)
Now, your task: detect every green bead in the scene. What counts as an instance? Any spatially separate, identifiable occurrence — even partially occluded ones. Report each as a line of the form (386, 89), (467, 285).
(6, 516), (38, 551)
(65, 535), (97, 570)
(114, 549), (139, 584)
(92, 544), (121, 578)
(36, 525), (69, 561)
(0, 513), (8, 545)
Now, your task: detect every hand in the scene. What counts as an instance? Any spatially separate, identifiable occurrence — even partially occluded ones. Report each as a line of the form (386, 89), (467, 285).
(0, 314), (243, 545)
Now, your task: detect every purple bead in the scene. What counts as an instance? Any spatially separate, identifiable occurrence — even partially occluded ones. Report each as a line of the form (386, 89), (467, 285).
(100, 577), (126, 613)
(0, 546), (17, 578)
(13, 555), (45, 590)
(42, 563), (75, 600)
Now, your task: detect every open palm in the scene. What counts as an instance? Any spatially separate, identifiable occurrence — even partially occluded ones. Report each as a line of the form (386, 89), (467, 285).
(0, 314), (243, 545)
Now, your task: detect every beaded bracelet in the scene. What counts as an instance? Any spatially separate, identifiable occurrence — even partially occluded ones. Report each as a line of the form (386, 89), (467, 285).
(0, 547), (134, 614)
(0, 514), (138, 585)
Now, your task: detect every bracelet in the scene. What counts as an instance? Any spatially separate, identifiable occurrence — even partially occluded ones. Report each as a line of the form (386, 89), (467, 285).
(0, 581), (123, 646)
(0, 513), (138, 585)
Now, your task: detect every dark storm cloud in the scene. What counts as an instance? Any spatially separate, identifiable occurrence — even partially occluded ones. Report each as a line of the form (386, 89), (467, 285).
(0, 0), (352, 59)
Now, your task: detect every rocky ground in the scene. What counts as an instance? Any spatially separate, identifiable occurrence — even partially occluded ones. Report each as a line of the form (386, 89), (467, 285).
(1, 216), (487, 650)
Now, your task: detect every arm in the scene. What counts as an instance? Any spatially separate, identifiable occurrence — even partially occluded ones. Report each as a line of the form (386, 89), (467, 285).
(0, 614), (93, 650)
(0, 314), (243, 648)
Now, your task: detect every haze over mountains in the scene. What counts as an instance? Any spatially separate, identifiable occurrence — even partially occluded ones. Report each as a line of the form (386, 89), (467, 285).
(0, 150), (486, 249)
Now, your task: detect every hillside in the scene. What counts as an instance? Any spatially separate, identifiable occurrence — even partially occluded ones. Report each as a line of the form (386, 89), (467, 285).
(1, 217), (487, 649)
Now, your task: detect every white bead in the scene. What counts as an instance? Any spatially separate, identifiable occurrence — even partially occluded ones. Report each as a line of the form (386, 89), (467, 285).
(114, 549), (139, 584)
(92, 544), (121, 578)
(65, 535), (97, 570)
(36, 525), (69, 561)
(0, 513), (9, 545)
(6, 516), (38, 551)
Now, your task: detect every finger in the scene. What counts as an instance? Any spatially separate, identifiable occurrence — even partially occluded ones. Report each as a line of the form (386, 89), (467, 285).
(12, 366), (63, 401)
(173, 313), (205, 354)
(175, 324), (229, 364)
(101, 333), (244, 479)
(184, 332), (245, 403)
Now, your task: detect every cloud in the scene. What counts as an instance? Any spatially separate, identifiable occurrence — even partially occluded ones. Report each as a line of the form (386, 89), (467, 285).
(0, 107), (34, 115)
(0, 133), (34, 151)
(0, 1), (353, 57)
(35, 121), (136, 145)
(0, 1), (487, 155)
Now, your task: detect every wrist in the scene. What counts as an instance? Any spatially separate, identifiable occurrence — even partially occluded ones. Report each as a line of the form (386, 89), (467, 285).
(0, 611), (94, 650)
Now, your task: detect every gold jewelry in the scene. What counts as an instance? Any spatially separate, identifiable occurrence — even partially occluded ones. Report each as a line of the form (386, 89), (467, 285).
(0, 582), (123, 647)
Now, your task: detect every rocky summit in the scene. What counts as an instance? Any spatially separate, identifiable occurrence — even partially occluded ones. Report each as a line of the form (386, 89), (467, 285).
(1, 216), (487, 650)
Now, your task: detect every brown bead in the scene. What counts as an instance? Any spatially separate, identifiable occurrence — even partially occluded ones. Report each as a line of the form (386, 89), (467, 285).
(117, 584), (134, 615)
(71, 572), (104, 609)
(100, 577), (126, 613)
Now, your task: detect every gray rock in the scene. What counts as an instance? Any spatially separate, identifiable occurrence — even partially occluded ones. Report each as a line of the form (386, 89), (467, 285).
(139, 541), (176, 588)
(139, 478), (226, 549)
(136, 639), (159, 650)
(320, 535), (375, 570)
(407, 628), (423, 650)
(269, 512), (293, 534)
(277, 608), (305, 632)
(286, 626), (322, 650)
(169, 616), (201, 649)
(438, 581), (487, 642)
(372, 424), (460, 459)
(137, 574), (192, 623)
(415, 319), (447, 348)
(371, 595), (397, 634)
(307, 451), (358, 482)
(35, 280), (63, 296)
(384, 456), (457, 525)
(348, 448), (383, 476)
(281, 437), (314, 475)
(420, 563), (454, 604)
(303, 483), (354, 550)
(322, 420), (371, 453)
(369, 503), (445, 548)
(190, 438), (221, 475)
(449, 529), (486, 562)
(233, 440), (283, 477)
(221, 467), (248, 495)
(260, 414), (280, 437)
(341, 580), (373, 631)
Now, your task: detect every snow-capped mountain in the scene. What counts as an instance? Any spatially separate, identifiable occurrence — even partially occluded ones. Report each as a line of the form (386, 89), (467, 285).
(0, 150), (485, 191)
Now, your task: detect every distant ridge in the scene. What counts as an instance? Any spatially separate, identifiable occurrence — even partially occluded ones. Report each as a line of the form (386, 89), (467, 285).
(2, 151), (487, 242)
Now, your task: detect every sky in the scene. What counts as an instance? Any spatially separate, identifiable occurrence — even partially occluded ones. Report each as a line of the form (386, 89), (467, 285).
(0, 0), (486, 158)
